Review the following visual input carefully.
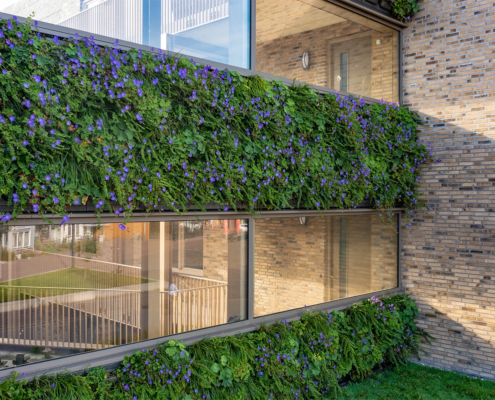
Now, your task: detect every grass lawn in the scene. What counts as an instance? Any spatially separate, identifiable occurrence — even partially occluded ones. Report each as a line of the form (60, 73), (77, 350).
(341, 362), (495, 400)
(0, 268), (149, 302)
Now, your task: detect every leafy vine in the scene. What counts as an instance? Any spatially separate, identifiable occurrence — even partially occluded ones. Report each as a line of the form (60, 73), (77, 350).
(0, 17), (430, 228)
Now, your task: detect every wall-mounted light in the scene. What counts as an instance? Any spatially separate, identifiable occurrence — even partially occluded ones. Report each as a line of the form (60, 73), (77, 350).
(299, 217), (308, 225)
(301, 52), (310, 69)
(375, 39), (381, 45)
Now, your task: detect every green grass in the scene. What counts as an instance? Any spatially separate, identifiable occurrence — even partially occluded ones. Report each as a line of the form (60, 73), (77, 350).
(0, 268), (149, 302)
(341, 362), (495, 400)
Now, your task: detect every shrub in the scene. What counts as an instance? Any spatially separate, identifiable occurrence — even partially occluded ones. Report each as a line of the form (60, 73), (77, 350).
(0, 17), (430, 228)
(0, 293), (430, 400)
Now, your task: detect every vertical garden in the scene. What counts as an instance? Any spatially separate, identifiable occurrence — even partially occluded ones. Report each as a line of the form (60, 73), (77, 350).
(0, 17), (430, 227)
(0, 294), (430, 399)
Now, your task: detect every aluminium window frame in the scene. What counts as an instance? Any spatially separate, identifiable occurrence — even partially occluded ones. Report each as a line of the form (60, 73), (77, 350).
(0, 209), (403, 380)
(0, 0), (405, 379)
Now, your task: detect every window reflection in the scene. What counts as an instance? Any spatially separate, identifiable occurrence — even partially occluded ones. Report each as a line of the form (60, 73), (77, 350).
(1, 0), (251, 69)
(254, 214), (398, 317)
(0, 220), (247, 368)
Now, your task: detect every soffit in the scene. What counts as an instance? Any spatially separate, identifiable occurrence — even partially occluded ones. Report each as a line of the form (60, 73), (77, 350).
(256, 0), (395, 43)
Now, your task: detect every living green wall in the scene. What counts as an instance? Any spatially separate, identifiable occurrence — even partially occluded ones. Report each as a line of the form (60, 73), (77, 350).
(0, 293), (430, 400)
(389, 0), (422, 22)
(0, 17), (430, 228)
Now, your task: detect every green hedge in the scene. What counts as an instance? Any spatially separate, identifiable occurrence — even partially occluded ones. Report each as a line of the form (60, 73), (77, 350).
(0, 18), (430, 227)
(0, 293), (430, 400)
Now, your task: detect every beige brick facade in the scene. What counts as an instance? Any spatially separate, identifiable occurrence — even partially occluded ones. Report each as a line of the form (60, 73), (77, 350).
(402, 0), (495, 379)
(256, 18), (399, 102)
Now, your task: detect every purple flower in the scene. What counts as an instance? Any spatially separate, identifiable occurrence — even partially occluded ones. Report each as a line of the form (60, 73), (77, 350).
(60, 215), (70, 226)
(136, 113), (142, 121)
(22, 140), (29, 146)
(24, 82), (30, 88)
(33, 204), (39, 212)
(8, 116), (15, 122)
(33, 75), (41, 83)
(119, 224), (126, 231)
(52, 196), (60, 204)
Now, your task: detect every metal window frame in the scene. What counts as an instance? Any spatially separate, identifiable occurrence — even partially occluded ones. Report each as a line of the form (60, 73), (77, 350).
(0, 0), (405, 379)
(0, 209), (403, 380)
(0, 0), (402, 104)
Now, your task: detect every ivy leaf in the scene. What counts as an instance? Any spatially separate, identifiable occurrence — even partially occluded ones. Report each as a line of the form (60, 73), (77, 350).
(219, 367), (233, 387)
(36, 55), (50, 66)
(210, 362), (221, 374)
(165, 347), (178, 357)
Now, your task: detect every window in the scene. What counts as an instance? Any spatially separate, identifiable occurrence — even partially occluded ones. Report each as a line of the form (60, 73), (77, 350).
(255, 0), (399, 102)
(254, 214), (398, 317)
(0, 220), (247, 367)
(1, 0), (251, 69)
(171, 221), (204, 276)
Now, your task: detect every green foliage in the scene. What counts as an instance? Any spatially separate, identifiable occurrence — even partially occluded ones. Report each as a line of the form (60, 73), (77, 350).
(0, 18), (430, 227)
(0, 293), (432, 399)
(388, 0), (423, 22)
(342, 362), (495, 399)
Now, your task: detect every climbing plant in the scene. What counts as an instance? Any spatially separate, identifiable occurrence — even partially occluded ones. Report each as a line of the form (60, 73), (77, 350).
(388, 0), (423, 22)
(0, 17), (430, 228)
(0, 293), (431, 399)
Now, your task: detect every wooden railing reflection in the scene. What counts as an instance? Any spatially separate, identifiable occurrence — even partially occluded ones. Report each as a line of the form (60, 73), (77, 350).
(0, 286), (140, 349)
(162, 273), (228, 335)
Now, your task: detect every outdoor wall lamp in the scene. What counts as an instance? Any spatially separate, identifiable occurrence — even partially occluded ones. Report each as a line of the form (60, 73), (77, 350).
(301, 52), (310, 69)
(299, 217), (308, 225)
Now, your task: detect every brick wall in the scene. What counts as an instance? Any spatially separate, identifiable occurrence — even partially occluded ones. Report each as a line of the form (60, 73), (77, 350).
(402, 0), (495, 379)
(254, 215), (398, 317)
(371, 215), (398, 292)
(256, 21), (399, 102)
(203, 221), (229, 283)
(254, 217), (327, 317)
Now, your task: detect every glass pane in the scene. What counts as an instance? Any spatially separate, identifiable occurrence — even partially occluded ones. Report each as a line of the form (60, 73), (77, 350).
(1, 0), (251, 69)
(256, 0), (399, 102)
(254, 214), (398, 317)
(0, 220), (247, 368)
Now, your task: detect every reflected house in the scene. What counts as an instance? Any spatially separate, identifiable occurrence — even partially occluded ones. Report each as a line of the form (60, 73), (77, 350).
(0, 220), (248, 359)
(0, 0), (405, 375)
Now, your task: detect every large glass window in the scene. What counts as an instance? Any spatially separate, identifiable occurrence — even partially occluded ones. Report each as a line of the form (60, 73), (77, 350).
(0, 220), (247, 367)
(254, 214), (398, 317)
(256, 0), (399, 102)
(0, 0), (251, 69)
